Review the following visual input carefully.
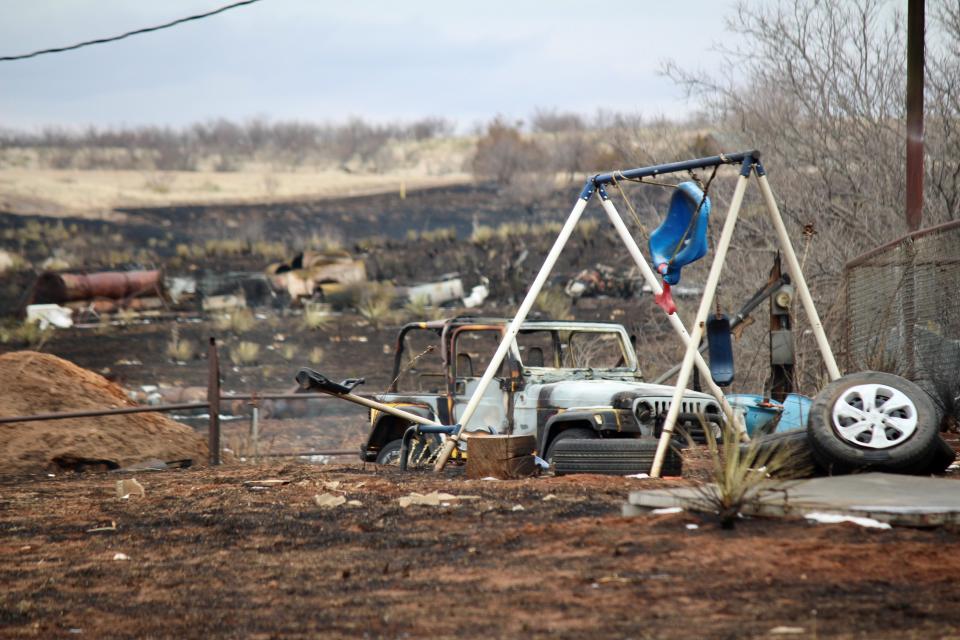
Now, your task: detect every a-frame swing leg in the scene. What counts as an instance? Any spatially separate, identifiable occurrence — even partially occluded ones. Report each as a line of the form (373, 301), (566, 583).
(596, 189), (747, 439)
(432, 188), (594, 471)
(756, 170), (842, 381)
(651, 163), (752, 477)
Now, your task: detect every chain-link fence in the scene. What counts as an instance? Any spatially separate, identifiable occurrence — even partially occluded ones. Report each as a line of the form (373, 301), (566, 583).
(844, 220), (960, 420)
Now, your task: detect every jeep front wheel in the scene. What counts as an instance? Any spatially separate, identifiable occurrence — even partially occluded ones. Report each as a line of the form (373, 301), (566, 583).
(544, 427), (596, 464)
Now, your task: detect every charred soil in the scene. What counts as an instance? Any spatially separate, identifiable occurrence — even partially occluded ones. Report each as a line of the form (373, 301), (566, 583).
(1, 464), (960, 639)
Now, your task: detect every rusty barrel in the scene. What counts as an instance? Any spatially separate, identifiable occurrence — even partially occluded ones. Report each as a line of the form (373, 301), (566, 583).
(34, 270), (163, 304)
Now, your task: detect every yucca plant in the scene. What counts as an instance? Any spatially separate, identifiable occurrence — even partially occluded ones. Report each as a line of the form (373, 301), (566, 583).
(357, 283), (396, 329)
(301, 305), (332, 331)
(692, 417), (811, 529)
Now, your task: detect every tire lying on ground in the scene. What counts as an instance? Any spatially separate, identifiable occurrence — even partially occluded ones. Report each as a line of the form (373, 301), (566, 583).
(807, 371), (942, 474)
(551, 438), (683, 476)
(902, 434), (957, 475)
(737, 429), (820, 478)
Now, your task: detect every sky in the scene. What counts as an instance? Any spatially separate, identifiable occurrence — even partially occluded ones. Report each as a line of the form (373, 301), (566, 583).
(0, 0), (737, 131)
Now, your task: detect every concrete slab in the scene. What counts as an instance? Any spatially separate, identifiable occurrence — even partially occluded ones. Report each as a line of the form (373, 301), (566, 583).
(626, 472), (960, 526)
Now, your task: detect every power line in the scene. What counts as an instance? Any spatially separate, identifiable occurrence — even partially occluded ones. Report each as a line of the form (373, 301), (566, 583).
(0, 0), (265, 62)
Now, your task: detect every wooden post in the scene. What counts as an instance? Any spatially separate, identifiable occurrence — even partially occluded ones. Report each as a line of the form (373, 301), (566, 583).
(250, 405), (260, 461)
(906, 0), (925, 231)
(465, 435), (537, 479)
(768, 255), (794, 402)
(207, 337), (221, 466)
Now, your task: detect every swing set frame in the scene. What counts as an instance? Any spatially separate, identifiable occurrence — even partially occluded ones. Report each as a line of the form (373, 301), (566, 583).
(433, 150), (842, 477)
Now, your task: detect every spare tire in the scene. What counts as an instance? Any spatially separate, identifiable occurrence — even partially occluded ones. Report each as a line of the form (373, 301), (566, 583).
(552, 438), (683, 477)
(807, 371), (941, 473)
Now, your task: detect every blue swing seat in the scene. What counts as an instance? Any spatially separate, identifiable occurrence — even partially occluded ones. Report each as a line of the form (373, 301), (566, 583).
(648, 181), (711, 285)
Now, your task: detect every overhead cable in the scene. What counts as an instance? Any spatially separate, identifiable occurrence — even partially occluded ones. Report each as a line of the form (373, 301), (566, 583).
(0, 0), (264, 62)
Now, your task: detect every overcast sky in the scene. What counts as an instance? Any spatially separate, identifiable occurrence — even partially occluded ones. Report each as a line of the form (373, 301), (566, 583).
(0, 0), (736, 130)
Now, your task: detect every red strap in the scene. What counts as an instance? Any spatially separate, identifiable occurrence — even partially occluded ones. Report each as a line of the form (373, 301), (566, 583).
(654, 282), (677, 315)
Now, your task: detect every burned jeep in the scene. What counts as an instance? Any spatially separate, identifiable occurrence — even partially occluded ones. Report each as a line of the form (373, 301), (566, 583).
(361, 317), (723, 466)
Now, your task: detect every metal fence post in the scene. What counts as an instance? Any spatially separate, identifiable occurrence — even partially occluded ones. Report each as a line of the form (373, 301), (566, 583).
(208, 337), (221, 465)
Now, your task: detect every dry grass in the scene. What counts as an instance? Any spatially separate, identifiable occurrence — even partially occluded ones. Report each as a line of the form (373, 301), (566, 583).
(213, 309), (256, 334)
(0, 166), (471, 219)
(535, 288), (573, 320)
(165, 327), (196, 363)
(356, 283), (396, 329)
(308, 346), (325, 365)
(229, 341), (261, 366)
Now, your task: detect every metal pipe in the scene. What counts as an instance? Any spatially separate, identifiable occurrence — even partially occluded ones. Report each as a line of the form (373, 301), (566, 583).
(592, 151), (758, 186)
(756, 172), (841, 381)
(339, 392), (439, 427)
(433, 194), (593, 471)
(222, 393), (342, 401)
(0, 402), (210, 425)
(597, 193), (746, 438)
(651, 169), (751, 477)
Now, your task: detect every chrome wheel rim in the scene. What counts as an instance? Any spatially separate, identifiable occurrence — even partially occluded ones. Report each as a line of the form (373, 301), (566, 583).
(831, 383), (918, 449)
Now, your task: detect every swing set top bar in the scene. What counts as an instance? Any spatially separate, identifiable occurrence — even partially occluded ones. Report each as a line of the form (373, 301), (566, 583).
(582, 150), (762, 199)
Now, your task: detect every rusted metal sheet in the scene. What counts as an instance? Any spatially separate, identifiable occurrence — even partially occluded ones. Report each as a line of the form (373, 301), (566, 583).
(33, 270), (164, 304)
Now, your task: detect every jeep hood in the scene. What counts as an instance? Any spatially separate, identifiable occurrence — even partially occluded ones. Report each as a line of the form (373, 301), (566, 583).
(528, 379), (717, 409)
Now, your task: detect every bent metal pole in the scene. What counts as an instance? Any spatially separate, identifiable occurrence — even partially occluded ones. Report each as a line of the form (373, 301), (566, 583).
(433, 188), (594, 471)
(650, 163), (751, 477)
(597, 192), (747, 440)
(756, 170), (841, 381)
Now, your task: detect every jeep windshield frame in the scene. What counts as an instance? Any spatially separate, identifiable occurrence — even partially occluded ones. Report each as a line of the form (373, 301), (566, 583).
(513, 321), (639, 373)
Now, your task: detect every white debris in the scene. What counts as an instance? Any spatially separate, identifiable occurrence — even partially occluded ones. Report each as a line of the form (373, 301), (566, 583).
(511, 504), (525, 512)
(115, 478), (145, 499)
(398, 491), (480, 508)
(25, 304), (73, 330)
(768, 626), (806, 635)
(685, 523), (699, 530)
(804, 512), (891, 529)
(112, 553), (130, 561)
(462, 283), (489, 308)
(314, 493), (347, 509)
(650, 507), (683, 515)
(624, 473), (650, 479)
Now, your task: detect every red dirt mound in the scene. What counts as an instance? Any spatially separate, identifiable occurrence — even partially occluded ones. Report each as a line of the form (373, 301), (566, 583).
(0, 351), (207, 474)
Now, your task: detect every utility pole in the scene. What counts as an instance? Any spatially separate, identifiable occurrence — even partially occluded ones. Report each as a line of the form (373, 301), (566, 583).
(906, 0), (925, 231)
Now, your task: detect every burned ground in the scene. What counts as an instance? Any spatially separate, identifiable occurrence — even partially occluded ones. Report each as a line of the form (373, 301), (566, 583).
(1, 464), (960, 639)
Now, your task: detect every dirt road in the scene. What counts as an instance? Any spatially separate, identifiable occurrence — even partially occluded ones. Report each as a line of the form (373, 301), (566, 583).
(2, 463), (959, 639)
